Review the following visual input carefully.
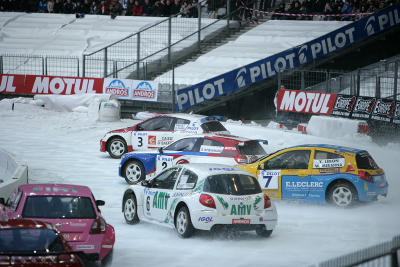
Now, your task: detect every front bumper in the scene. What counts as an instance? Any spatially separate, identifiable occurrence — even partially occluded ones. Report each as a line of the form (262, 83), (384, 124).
(100, 140), (106, 152)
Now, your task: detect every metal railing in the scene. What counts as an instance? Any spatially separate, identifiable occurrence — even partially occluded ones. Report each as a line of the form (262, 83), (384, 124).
(278, 56), (400, 101)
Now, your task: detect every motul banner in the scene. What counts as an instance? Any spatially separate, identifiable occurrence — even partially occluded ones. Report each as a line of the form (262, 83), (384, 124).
(0, 75), (25, 94)
(1, 74), (158, 102)
(276, 89), (337, 115)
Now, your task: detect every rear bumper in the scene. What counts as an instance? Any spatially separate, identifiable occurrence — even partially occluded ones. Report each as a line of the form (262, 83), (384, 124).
(358, 181), (388, 202)
(191, 206), (278, 232)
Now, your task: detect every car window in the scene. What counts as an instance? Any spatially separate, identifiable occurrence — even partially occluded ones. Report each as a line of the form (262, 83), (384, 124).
(22, 196), (96, 219)
(6, 189), (22, 211)
(137, 117), (175, 131)
(199, 138), (224, 153)
(200, 121), (227, 132)
(265, 150), (311, 170)
(152, 167), (181, 189)
(356, 152), (379, 169)
(0, 228), (66, 253)
(173, 118), (190, 131)
(203, 174), (261, 195)
(236, 141), (266, 155)
(176, 169), (198, 190)
(164, 138), (199, 152)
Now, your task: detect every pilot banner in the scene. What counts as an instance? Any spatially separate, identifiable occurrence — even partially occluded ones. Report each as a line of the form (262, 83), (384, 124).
(176, 4), (400, 111)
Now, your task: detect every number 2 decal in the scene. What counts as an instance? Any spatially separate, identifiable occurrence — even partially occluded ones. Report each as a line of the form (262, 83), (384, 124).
(162, 162), (168, 170)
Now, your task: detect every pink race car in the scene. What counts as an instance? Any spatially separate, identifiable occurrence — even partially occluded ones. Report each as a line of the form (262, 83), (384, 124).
(0, 184), (115, 263)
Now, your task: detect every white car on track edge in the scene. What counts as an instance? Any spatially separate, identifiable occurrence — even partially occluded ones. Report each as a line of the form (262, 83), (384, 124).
(122, 164), (278, 238)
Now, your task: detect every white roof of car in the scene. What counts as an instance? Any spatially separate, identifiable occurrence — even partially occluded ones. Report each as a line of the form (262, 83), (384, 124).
(178, 163), (254, 178)
(174, 133), (251, 142)
(165, 113), (220, 122)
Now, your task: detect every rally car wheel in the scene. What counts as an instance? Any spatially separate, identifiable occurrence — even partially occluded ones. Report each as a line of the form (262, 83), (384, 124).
(175, 206), (194, 238)
(123, 194), (139, 224)
(107, 137), (127, 159)
(255, 226), (273, 238)
(123, 160), (145, 185)
(328, 182), (357, 207)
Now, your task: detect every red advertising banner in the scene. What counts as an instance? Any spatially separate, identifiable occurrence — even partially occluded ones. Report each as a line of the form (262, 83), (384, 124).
(0, 74), (26, 94)
(0, 74), (104, 95)
(276, 89), (337, 115)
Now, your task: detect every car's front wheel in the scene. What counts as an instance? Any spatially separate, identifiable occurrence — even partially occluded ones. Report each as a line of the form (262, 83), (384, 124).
(175, 206), (194, 238)
(123, 160), (145, 185)
(107, 137), (127, 159)
(328, 182), (357, 207)
(123, 194), (139, 224)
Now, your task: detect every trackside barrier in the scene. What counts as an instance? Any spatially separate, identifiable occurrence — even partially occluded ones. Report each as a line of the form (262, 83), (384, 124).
(176, 4), (400, 111)
(0, 148), (28, 200)
(313, 235), (400, 267)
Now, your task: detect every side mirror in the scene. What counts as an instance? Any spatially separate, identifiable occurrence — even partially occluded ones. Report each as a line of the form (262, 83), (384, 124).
(158, 147), (164, 154)
(0, 198), (5, 205)
(257, 163), (265, 170)
(95, 200), (105, 206)
(141, 179), (150, 187)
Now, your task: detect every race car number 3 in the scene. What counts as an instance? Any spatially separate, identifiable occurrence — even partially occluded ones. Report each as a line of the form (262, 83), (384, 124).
(156, 155), (174, 172)
(258, 170), (280, 190)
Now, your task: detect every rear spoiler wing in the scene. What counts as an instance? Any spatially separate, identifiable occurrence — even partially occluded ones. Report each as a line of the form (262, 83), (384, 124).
(200, 116), (225, 123)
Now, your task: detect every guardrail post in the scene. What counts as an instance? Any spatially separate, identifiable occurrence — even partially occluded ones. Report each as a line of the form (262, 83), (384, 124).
(77, 58), (80, 77)
(0, 56), (3, 74)
(172, 64), (176, 112)
(42, 56), (45, 75)
(168, 17), (172, 65)
(393, 61), (398, 100)
(137, 32), (141, 78)
(198, 3), (201, 52)
(356, 69), (361, 97)
(104, 47), (108, 77)
(82, 55), (86, 77)
(227, 0), (231, 28)
(326, 71), (330, 92)
(300, 70), (305, 90)
(113, 60), (117, 78)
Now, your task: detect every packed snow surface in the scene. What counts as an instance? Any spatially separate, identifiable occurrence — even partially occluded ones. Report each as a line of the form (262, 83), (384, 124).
(0, 102), (399, 267)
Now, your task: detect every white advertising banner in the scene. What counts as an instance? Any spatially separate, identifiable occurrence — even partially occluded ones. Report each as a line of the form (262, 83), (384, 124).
(102, 79), (158, 102)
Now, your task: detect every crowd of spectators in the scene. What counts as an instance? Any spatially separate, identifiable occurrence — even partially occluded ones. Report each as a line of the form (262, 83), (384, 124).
(1, 0), (399, 20)
(269, 0), (400, 20)
(0, 0), (201, 18)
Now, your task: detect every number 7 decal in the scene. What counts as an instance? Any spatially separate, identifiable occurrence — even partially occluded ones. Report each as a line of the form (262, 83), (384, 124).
(263, 175), (273, 188)
(258, 170), (280, 190)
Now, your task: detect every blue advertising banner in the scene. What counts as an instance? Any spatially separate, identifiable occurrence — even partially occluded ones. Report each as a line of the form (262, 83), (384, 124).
(176, 4), (400, 111)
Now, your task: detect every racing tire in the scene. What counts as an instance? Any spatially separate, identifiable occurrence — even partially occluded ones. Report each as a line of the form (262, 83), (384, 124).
(123, 160), (145, 185)
(107, 137), (127, 159)
(328, 182), (358, 208)
(255, 226), (273, 238)
(123, 194), (140, 224)
(174, 206), (194, 238)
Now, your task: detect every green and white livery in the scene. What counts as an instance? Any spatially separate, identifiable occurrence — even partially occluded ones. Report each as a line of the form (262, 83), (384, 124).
(122, 163), (278, 238)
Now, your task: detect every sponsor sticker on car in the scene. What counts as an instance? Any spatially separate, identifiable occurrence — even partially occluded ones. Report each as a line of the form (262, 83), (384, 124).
(313, 158), (345, 168)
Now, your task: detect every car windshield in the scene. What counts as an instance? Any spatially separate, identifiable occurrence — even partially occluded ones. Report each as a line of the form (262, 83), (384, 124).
(0, 228), (65, 253)
(356, 152), (379, 170)
(236, 141), (266, 156)
(203, 174), (261, 195)
(200, 121), (227, 132)
(22, 196), (96, 219)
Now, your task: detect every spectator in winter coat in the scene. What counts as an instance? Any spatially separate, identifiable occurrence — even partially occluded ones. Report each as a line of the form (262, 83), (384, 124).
(132, 0), (143, 15)
(53, 0), (63, 13)
(142, 0), (153, 15)
(38, 0), (48, 12)
(47, 0), (54, 12)
(90, 0), (99, 13)
(180, 1), (190, 17)
(99, 0), (110, 15)
(125, 0), (134, 15)
(110, 0), (122, 18)
(63, 0), (75, 13)
(272, 3), (285, 19)
(152, 0), (163, 16)
(341, 0), (352, 20)
(82, 0), (90, 14)
(170, 0), (181, 15)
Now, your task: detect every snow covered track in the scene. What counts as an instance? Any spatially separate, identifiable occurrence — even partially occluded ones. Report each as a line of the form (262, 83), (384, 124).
(0, 103), (399, 266)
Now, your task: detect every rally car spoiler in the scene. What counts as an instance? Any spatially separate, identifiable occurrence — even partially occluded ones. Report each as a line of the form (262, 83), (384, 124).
(200, 116), (225, 123)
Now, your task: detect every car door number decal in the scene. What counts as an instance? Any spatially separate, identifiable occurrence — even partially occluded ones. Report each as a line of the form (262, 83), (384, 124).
(258, 170), (280, 190)
(156, 155), (173, 173)
(138, 137), (143, 147)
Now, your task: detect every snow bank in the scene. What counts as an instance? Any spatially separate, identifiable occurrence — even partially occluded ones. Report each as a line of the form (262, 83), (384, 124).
(0, 147), (28, 200)
(34, 94), (115, 112)
(306, 115), (369, 139)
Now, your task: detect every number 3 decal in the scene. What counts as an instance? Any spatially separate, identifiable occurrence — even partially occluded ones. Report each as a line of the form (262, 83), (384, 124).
(137, 137), (143, 147)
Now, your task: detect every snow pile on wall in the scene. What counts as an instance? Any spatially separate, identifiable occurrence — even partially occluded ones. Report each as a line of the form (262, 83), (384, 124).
(306, 115), (366, 138)
(34, 94), (115, 112)
(0, 148), (28, 200)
